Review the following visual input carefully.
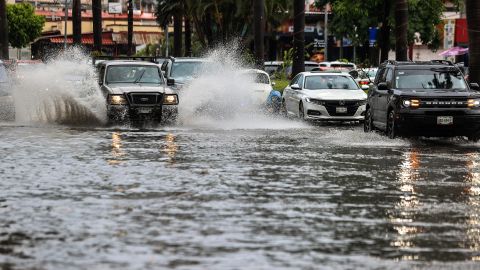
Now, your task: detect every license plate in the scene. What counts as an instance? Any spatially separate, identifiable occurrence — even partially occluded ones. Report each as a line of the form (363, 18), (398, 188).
(336, 107), (347, 113)
(437, 116), (453, 125)
(138, 107), (153, 114)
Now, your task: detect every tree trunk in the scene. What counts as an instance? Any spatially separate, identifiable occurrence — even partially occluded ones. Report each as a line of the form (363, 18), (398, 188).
(173, 10), (182, 57)
(292, 0), (305, 78)
(92, 0), (102, 52)
(395, 0), (408, 61)
(72, 0), (82, 45)
(466, 0), (480, 84)
(0, 0), (8, 59)
(254, 0), (264, 68)
(127, 0), (133, 56)
(379, 0), (391, 64)
(184, 15), (191, 56)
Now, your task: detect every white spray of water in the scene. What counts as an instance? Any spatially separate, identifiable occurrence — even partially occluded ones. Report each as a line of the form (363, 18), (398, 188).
(178, 44), (308, 130)
(12, 48), (106, 126)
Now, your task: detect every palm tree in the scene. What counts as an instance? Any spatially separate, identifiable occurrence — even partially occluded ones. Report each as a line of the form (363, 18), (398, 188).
(395, 0), (408, 61)
(92, 0), (102, 52)
(254, 0), (265, 67)
(72, 0), (81, 45)
(0, 0), (7, 59)
(466, 0), (480, 84)
(292, 0), (305, 77)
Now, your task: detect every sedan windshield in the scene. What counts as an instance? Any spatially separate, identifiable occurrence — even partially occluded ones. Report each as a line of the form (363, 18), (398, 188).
(106, 66), (163, 84)
(395, 69), (467, 90)
(304, 75), (359, 90)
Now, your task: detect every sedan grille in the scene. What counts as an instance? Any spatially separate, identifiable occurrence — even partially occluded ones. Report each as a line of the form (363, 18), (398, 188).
(127, 93), (163, 106)
(323, 100), (360, 116)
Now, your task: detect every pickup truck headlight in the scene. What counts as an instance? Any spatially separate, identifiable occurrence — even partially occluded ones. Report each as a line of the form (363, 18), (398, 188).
(163, 94), (178, 105)
(108, 94), (128, 105)
(468, 99), (480, 107)
(402, 99), (420, 108)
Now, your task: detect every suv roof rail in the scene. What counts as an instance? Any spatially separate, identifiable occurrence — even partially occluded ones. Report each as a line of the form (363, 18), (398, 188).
(92, 56), (159, 65)
(429, 59), (454, 66)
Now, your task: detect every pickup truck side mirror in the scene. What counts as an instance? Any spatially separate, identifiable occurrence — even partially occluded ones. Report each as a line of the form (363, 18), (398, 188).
(291, 83), (301, 90)
(377, 82), (388, 90)
(470, 83), (480, 91)
(167, 78), (175, 86)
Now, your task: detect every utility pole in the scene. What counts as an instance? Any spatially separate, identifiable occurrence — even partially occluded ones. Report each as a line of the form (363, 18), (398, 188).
(292, 0), (305, 78)
(92, 0), (102, 52)
(127, 0), (133, 56)
(0, 0), (8, 60)
(72, 0), (81, 45)
(324, 4), (328, 61)
(254, 0), (264, 68)
(164, 23), (169, 57)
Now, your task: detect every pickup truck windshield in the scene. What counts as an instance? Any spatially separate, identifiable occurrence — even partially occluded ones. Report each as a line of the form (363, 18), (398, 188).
(106, 66), (163, 84)
(395, 69), (467, 90)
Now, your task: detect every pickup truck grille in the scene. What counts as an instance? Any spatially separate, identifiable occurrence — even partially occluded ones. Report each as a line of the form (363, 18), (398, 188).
(419, 98), (468, 108)
(323, 100), (359, 116)
(127, 93), (163, 106)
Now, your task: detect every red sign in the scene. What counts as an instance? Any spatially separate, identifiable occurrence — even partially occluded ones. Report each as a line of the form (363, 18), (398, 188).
(455, 18), (468, 44)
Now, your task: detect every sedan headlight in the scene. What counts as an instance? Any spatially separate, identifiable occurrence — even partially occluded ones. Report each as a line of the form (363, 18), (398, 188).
(108, 94), (128, 105)
(305, 97), (325, 105)
(468, 99), (480, 107)
(163, 94), (179, 105)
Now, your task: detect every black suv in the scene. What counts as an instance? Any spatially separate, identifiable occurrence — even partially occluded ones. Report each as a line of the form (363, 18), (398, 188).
(364, 60), (480, 140)
(160, 57), (209, 90)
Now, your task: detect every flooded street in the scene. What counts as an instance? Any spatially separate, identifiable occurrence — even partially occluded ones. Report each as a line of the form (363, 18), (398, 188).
(1, 121), (480, 269)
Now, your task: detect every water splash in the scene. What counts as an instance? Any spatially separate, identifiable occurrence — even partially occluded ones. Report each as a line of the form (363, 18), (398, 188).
(178, 43), (305, 130)
(11, 48), (106, 126)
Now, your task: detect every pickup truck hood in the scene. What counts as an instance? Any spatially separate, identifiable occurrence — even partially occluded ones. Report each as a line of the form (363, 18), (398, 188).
(303, 89), (367, 100)
(105, 83), (176, 94)
(395, 89), (480, 98)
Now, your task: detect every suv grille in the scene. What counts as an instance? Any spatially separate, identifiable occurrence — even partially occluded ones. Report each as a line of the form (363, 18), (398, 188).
(324, 100), (359, 116)
(127, 93), (163, 106)
(420, 98), (468, 108)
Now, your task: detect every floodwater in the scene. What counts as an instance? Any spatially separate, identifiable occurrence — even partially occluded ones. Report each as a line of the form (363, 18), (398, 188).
(1, 50), (480, 269)
(1, 121), (480, 270)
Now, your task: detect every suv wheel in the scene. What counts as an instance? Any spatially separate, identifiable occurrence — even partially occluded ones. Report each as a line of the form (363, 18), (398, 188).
(299, 103), (305, 120)
(386, 110), (397, 139)
(364, 108), (373, 132)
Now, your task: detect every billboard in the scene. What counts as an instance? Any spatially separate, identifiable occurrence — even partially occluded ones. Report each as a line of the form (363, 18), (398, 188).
(108, 2), (122, 14)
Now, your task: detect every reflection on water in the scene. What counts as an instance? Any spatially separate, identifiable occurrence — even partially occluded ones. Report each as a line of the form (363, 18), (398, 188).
(108, 132), (125, 165)
(163, 133), (178, 164)
(465, 153), (480, 261)
(390, 149), (422, 260)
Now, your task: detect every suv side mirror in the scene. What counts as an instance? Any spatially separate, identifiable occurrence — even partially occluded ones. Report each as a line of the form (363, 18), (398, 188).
(470, 83), (480, 91)
(291, 83), (301, 90)
(167, 78), (175, 86)
(377, 82), (388, 90)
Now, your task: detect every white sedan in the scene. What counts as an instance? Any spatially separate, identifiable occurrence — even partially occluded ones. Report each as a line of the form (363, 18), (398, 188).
(239, 69), (275, 106)
(281, 72), (367, 121)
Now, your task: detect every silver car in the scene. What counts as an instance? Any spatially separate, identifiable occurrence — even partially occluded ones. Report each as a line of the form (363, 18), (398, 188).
(282, 72), (367, 121)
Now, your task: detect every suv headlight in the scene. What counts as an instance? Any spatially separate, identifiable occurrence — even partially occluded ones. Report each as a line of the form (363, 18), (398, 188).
(108, 94), (128, 105)
(402, 99), (420, 108)
(468, 99), (480, 107)
(163, 94), (179, 105)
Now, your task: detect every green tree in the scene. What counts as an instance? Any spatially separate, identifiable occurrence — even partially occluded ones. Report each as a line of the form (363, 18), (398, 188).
(6, 3), (44, 48)
(316, 0), (448, 62)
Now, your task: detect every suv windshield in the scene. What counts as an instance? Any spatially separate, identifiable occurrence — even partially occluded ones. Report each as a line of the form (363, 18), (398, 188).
(304, 75), (359, 90)
(171, 61), (204, 82)
(106, 66), (163, 84)
(395, 69), (467, 90)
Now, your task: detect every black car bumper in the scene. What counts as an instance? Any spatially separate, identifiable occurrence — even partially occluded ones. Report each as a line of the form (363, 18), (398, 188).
(107, 105), (178, 123)
(396, 108), (480, 137)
